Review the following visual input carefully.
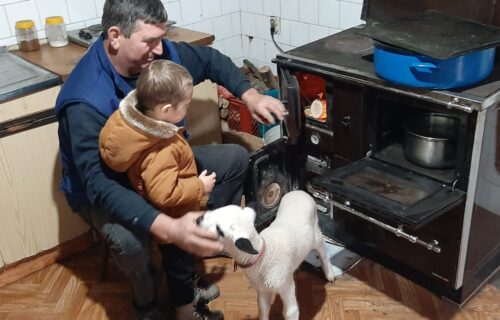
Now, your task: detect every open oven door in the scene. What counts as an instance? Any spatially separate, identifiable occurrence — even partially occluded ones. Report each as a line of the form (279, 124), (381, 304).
(312, 158), (466, 231)
(245, 70), (302, 229)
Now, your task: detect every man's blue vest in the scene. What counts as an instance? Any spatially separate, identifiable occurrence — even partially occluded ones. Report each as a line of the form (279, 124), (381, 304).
(55, 35), (180, 117)
(55, 35), (180, 209)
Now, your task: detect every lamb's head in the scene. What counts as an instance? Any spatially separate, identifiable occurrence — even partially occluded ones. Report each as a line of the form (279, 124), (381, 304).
(197, 205), (259, 256)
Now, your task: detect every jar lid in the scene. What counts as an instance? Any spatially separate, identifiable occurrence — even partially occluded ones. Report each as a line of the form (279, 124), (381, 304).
(15, 20), (35, 29)
(45, 16), (64, 25)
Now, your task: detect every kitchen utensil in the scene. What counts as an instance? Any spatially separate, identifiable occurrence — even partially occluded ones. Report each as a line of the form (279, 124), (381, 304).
(373, 42), (495, 89)
(403, 113), (459, 169)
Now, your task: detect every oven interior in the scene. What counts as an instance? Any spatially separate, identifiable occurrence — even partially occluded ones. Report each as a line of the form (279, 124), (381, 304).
(365, 89), (476, 191)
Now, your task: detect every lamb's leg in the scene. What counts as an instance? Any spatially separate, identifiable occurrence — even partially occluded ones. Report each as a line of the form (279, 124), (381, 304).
(279, 278), (299, 320)
(257, 290), (272, 320)
(314, 231), (336, 281)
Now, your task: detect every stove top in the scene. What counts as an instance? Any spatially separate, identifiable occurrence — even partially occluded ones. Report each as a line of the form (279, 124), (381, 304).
(275, 25), (500, 112)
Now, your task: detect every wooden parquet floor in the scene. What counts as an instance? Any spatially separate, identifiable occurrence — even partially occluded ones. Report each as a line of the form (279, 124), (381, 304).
(0, 243), (498, 320)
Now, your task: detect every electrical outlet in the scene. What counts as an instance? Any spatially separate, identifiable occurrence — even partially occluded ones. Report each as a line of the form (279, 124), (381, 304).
(270, 16), (280, 35)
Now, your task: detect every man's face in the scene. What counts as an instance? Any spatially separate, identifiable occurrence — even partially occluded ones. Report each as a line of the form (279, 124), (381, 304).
(114, 20), (166, 76)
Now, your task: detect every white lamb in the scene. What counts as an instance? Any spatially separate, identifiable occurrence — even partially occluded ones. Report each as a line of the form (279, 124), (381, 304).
(197, 190), (335, 320)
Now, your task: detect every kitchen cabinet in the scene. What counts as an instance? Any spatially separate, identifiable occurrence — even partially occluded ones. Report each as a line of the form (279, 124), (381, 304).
(0, 86), (89, 267)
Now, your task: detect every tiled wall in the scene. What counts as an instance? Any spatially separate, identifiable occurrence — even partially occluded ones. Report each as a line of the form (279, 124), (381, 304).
(239, 0), (364, 72)
(0, 0), (363, 71)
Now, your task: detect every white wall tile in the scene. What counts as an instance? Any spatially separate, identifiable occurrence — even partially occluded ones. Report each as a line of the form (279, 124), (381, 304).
(232, 56), (244, 67)
(339, 1), (363, 29)
(210, 38), (224, 52)
(239, 0), (248, 12)
(84, 18), (100, 28)
(289, 20), (308, 47)
(0, 0), (21, 5)
(185, 19), (213, 34)
(223, 34), (243, 60)
(246, 0), (263, 14)
(230, 12), (241, 35)
(328, 27), (342, 35)
(36, 0), (70, 27)
(274, 18), (290, 45)
(248, 36), (266, 61)
(0, 6), (12, 38)
(0, 36), (16, 46)
(299, 0), (318, 24)
(264, 39), (280, 63)
(66, 0), (98, 23)
(255, 14), (271, 40)
(240, 11), (256, 37)
(263, 0), (279, 17)
(242, 33), (250, 56)
(212, 14), (232, 40)
(95, 0), (105, 17)
(280, 0), (298, 21)
(202, 0), (221, 19)
(220, 0), (239, 14)
(318, 0), (340, 28)
(180, 0), (202, 24)
(165, 1), (183, 25)
(309, 24), (328, 42)
(5, 0), (40, 34)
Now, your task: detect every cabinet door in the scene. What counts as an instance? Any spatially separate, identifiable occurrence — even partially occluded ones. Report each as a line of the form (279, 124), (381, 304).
(0, 89), (89, 266)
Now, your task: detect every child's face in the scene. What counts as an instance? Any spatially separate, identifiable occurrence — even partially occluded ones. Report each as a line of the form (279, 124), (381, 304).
(149, 86), (193, 124)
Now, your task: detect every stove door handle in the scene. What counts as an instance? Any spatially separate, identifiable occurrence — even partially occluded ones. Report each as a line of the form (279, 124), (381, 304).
(312, 192), (442, 253)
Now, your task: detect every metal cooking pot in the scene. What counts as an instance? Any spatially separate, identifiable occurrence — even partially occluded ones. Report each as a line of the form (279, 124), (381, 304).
(403, 113), (458, 169)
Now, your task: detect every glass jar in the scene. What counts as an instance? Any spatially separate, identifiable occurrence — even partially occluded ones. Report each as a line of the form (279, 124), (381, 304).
(45, 16), (68, 47)
(15, 20), (40, 52)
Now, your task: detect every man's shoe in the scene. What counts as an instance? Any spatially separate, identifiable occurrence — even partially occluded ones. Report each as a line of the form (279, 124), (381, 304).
(176, 301), (224, 320)
(194, 277), (220, 303)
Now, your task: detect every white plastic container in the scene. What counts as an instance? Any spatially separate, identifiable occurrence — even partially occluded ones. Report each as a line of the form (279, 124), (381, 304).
(45, 16), (68, 47)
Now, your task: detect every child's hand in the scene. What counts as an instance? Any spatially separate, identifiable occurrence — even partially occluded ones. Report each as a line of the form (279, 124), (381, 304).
(199, 170), (216, 194)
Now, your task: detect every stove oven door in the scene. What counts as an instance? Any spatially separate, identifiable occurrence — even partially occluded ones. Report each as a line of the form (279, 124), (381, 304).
(312, 158), (465, 230)
(245, 138), (295, 229)
(243, 69), (302, 229)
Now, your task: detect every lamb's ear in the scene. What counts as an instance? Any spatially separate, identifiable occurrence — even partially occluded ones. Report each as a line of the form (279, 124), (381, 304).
(242, 207), (256, 224)
(235, 238), (259, 254)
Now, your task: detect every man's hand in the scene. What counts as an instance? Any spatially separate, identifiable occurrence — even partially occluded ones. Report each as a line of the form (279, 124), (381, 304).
(150, 212), (223, 257)
(241, 88), (286, 124)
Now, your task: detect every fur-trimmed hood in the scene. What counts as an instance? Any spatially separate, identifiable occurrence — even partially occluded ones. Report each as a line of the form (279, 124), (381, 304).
(119, 90), (179, 139)
(99, 90), (183, 172)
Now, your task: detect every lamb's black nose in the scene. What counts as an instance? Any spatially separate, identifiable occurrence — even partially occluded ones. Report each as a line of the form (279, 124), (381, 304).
(196, 215), (203, 225)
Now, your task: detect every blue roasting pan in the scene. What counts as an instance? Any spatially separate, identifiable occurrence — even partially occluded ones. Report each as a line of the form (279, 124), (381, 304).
(374, 43), (496, 90)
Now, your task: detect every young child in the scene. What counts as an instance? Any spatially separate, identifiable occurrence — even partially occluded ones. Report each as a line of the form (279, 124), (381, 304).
(99, 60), (216, 217)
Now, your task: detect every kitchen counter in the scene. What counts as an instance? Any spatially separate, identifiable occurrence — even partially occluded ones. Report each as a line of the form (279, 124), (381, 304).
(14, 26), (215, 81)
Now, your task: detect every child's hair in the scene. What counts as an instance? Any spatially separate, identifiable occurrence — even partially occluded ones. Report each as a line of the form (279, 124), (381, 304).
(135, 60), (193, 113)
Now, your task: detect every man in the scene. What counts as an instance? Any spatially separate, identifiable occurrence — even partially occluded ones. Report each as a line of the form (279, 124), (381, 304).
(55, 0), (285, 319)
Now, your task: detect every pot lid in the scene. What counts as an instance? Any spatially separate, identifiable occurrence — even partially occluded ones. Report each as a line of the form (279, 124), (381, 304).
(356, 10), (500, 59)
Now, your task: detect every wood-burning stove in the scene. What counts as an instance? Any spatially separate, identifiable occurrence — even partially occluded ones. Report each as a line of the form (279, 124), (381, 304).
(268, 0), (500, 305)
